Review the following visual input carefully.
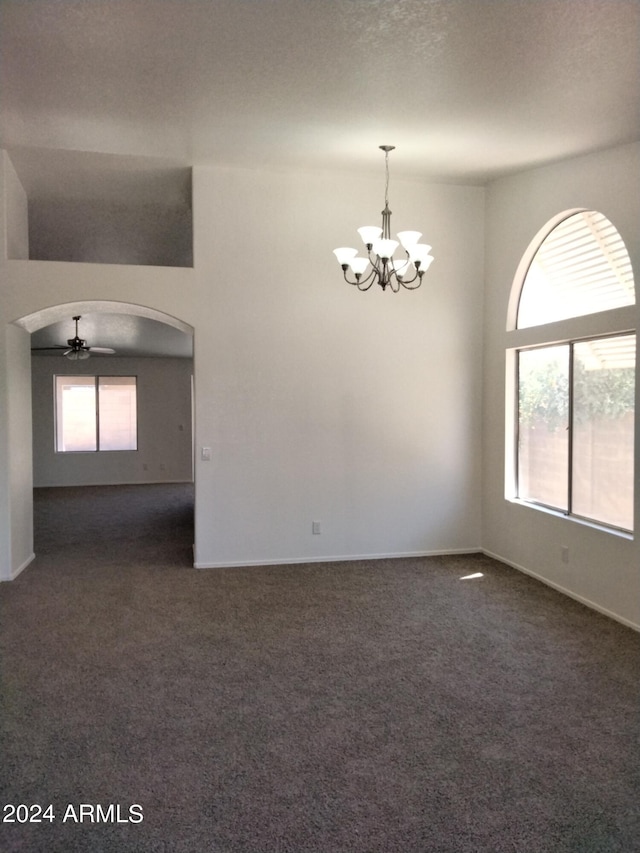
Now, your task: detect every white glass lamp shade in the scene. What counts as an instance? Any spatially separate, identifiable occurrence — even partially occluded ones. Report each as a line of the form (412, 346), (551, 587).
(408, 243), (433, 266)
(357, 226), (383, 246)
(349, 257), (370, 276)
(333, 247), (358, 265)
(391, 259), (411, 278)
(418, 254), (435, 272)
(397, 231), (422, 249)
(372, 238), (399, 260)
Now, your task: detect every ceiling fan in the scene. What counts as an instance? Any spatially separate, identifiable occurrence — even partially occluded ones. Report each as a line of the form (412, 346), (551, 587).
(31, 316), (116, 360)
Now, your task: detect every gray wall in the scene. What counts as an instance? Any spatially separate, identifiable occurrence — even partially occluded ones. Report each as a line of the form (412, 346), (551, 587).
(28, 199), (193, 267)
(32, 356), (193, 487)
(5, 152), (28, 259)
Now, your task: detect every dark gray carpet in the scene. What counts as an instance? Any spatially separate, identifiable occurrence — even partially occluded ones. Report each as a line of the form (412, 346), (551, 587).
(1, 484), (639, 852)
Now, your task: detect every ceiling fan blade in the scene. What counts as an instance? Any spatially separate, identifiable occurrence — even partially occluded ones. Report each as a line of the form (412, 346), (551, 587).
(31, 346), (67, 351)
(87, 347), (116, 354)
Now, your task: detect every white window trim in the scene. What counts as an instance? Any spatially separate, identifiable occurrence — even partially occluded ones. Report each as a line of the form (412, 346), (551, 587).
(505, 306), (636, 497)
(54, 374), (139, 453)
(505, 205), (636, 536)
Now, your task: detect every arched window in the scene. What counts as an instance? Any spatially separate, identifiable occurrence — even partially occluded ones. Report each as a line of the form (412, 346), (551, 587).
(508, 210), (636, 532)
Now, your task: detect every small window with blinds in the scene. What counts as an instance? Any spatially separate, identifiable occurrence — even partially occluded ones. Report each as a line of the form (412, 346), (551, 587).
(517, 211), (635, 328)
(55, 375), (137, 452)
(510, 210), (636, 533)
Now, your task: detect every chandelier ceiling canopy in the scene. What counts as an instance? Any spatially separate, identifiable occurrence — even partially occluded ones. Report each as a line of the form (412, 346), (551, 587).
(333, 146), (434, 293)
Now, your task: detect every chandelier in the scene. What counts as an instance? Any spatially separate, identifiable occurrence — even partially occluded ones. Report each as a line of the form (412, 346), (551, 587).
(333, 145), (434, 292)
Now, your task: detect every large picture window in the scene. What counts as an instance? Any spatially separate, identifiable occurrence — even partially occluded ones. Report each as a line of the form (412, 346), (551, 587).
(509, 210), (636, 532)
(518, 335), (635, 530)
(55, 376), (137, 452)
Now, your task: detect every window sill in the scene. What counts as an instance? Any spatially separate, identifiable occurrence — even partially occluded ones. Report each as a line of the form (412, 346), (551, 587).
(506, 498), (634, 541)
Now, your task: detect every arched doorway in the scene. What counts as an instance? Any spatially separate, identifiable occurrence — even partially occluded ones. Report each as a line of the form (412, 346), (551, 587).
(13, 300), (196, 576)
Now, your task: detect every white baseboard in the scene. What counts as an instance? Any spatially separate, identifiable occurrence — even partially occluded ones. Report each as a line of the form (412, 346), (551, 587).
(483, 548), (640, 633)
(196, 547), (639, 633)
(8, 544), (636, 634)
(0, 552), (36, 582)
(193, 547), (482, 570)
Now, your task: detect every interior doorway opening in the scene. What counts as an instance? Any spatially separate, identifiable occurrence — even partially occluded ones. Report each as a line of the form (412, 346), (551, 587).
(14, 300), (196, 575)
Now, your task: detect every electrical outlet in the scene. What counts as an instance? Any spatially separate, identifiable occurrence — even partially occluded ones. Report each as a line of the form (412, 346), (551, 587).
(561, 546), (569, 564)
(312, 521), (321, 535)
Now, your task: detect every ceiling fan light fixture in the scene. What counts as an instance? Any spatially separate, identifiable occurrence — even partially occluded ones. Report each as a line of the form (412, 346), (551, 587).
(65, 348), (90, 361)
(334, 146), (434, 292)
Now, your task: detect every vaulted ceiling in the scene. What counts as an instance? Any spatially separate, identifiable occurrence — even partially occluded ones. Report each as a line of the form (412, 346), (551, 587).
(3, 0), (639, 356)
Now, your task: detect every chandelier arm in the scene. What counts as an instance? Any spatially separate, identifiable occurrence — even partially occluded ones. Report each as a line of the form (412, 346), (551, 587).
(368, 254), (382, 278)
(344, 267), (376, 291)
(341, 269), (361, 286)
(399, 273), (424, 291)
(386, 274), (400, 294)
(341, 266), (376, 289)
(365, 250), (388, 289)
(354, 255), (380, 285)
(395, 260), (420, 286)
(365, 268), (380, 286)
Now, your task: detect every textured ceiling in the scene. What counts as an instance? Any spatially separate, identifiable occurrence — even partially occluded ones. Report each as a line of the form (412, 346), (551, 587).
(4, 0), (639, 356)
(2, 0), (639, 187)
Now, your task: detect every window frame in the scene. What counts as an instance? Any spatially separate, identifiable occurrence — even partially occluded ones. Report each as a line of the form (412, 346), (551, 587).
(506, 209), (636, 538)
(54, 374), (138, 453)
(514, 331), (635, 533)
